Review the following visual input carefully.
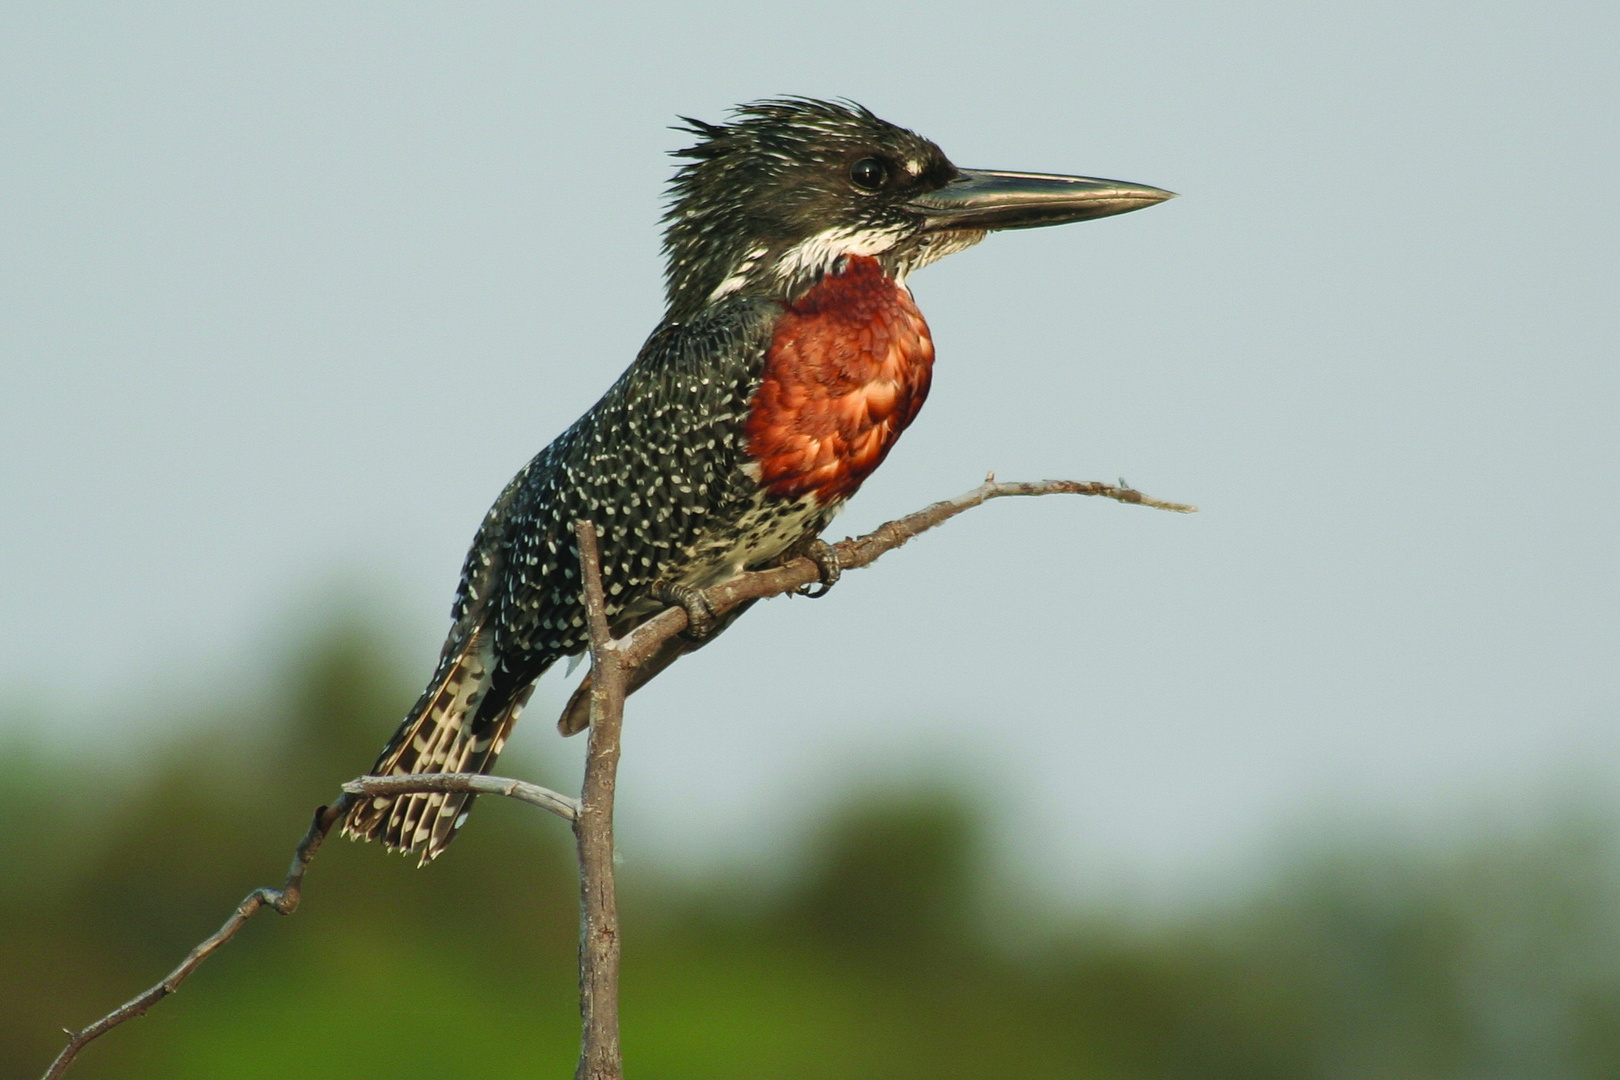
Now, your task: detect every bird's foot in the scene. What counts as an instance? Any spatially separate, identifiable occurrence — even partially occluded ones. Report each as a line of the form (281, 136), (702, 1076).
(651, 579), (717, 639)
(794, 539), (842, 599)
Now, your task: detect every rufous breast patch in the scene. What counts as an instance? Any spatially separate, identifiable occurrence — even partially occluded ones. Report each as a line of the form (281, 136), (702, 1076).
(745, 256), (935, 505)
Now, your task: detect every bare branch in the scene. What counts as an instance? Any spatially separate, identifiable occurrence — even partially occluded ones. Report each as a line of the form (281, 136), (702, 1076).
(343, 773), (579, 821)
(617, 476), (1194, 671)
(41, 795), (358, 1080)
(572, 519), (626, 1080)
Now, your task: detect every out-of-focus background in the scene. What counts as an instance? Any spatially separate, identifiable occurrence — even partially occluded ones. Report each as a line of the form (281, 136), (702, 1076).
(3, 2), (1617, 1077)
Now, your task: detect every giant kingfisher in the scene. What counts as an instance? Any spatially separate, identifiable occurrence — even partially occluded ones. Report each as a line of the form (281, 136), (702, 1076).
(344, 97), (1174, 861)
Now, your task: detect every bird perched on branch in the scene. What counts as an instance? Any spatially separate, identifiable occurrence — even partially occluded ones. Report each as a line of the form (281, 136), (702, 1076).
(344, 97), (1173, 861)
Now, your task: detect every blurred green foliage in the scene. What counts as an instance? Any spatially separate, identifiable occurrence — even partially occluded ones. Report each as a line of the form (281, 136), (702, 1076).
(6, 617), (1620, 1079)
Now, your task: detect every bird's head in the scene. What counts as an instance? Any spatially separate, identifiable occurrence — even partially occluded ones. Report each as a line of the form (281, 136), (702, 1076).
(661, 98), (1173, 320)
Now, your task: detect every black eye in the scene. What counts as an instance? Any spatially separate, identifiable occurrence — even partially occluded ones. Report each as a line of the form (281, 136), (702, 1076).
(849, 157), (887, 191)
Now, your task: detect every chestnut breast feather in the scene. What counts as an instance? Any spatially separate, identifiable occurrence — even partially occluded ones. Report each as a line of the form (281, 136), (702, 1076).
(745, 256), (935, 505)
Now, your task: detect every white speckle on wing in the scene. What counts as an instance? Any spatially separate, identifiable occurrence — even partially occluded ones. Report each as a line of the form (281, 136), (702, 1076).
(672, 490), (838, 589)
(707, 245), (769, 302)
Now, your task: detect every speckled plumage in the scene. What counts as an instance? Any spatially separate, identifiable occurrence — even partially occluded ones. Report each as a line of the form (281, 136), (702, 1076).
(344, 296), (817, 858)
(343, 97), (1173, 860)
(345, 99), (966, 861)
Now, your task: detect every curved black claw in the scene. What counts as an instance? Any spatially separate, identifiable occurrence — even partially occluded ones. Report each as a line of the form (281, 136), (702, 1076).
(795, 539), (842, 599)
(651, 579), (717, 639)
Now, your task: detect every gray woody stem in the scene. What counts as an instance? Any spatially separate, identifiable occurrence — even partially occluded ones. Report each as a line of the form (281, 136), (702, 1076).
(39, 475), (1192, 1080)
(572, 518), (628, 1080)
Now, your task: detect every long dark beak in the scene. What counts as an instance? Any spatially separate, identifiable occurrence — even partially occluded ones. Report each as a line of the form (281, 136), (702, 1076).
(906, 169), (1176, 232)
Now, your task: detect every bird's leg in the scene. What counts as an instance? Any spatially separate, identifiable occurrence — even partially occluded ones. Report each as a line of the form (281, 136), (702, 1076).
(793, 538), (842, 599)
(650, 579), (717, 639)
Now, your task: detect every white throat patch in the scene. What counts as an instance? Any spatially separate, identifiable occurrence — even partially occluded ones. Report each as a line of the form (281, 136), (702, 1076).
(771, 225), (906, 290)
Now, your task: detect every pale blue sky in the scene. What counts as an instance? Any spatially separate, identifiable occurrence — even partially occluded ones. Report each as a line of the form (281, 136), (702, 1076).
(2, 2), (1616, 898)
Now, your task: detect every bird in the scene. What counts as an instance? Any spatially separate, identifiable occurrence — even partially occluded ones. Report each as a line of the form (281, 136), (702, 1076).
(343, 97), (1173, 861)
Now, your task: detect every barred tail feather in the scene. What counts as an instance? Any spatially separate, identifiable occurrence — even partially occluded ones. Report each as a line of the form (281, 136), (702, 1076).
(411, 682), (533, 858)
(342, 633), (531, 863)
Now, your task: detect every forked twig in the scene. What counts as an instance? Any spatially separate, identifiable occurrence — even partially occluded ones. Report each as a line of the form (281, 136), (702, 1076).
(40, 778), (561, 1079)
(40, 796), (356, 1080)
